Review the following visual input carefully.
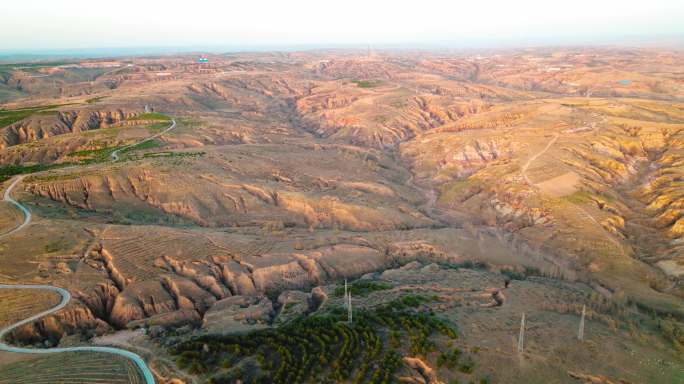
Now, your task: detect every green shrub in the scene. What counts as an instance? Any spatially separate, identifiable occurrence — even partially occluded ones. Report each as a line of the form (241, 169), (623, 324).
(352, 80), (377, 88)
(170, 295), (458, 384)
(437, 347), (462, 368)
(458, 356), (475, 374)
(333, 280), (392, 297)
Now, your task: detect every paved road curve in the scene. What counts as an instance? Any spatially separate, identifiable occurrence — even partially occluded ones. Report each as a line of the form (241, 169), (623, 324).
(111, 119), (176, 162)
(0, 119), (176, 383)
(0, 176), (30, 239)
(0, 284), (155, 384)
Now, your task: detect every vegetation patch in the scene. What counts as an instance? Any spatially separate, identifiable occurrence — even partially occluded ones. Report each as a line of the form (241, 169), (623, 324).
(499, 266), (542, 281)
(436, 347), (462, 369)
(170, 296), (458, 384)
(0, 104), (66, 128)
(67, 146), (120, 163)
(333, 280), (392, 297)
(563, 190), (594, 204)
(128, 112), (171, 121)
(352, 80), (379, 88)
(440, 260), (489, 271)
(44, 237), (69, 253)
(658, 316), (684, 351)
(0, 162), (74, 182)
(143, 151), (205, 159)
(120, 138), (162, 153)
(85, 96), (107, 104)
(66, 139), (162, 164)
(146, 121), (171, 133)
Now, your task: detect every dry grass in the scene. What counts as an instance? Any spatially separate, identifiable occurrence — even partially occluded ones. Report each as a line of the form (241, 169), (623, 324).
(0, 203), (21, 235)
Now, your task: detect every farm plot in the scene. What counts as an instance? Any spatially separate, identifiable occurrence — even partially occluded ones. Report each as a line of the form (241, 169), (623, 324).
(0, 351), (143, 384)
(0, 289), (61, 328)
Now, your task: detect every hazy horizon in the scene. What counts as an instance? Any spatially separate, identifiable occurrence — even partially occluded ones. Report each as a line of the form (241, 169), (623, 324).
(1, 36), (682, 62)
(2, 0), (682, 55)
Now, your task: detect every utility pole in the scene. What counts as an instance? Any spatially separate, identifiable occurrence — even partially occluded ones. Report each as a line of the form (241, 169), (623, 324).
(347, 292), (353, 324)
(517, 313), (525, 353)
(343, 278), (348, 308)
(578, 305), (586, 341)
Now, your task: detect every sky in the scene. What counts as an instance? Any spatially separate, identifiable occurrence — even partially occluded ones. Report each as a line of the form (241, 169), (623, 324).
(1, 0), (683, 52)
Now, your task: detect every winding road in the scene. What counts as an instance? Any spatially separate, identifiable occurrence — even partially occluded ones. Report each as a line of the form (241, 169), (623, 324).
(0, 118), (176, 383)
(0, 176), (30, 239)
(0, 285), (155, 383)
(111, 119), (176, 162)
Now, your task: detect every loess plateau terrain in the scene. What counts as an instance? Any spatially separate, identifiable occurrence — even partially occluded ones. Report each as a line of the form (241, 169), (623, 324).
(0, 48), (683, 384)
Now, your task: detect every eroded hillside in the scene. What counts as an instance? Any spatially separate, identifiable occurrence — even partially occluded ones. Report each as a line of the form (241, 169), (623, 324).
(1, 48), (683, 384)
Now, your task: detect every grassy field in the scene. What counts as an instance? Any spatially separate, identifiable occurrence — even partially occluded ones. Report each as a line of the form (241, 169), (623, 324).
(128, 112), (170, 121)
(0, 352), (144, 384)
(66, 138), (162, 164)
(66, 146), (120, 163)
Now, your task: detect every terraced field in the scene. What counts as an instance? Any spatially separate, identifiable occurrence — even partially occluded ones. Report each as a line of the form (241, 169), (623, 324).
(0, 352), (144, 384)
(0, 289), (61, 328)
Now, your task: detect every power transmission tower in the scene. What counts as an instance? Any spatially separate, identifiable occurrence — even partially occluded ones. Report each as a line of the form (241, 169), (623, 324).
(517, 313), (525, 353)
(578, 305), (586, 341)
(347, 292), (353, 324)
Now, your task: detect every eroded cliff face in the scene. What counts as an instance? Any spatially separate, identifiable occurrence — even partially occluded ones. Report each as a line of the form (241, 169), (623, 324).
(398, 98), (684, 313)
(7, 300), (107, 345)
(0, 107), (144, 149)
(9, 240), (456, 344)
